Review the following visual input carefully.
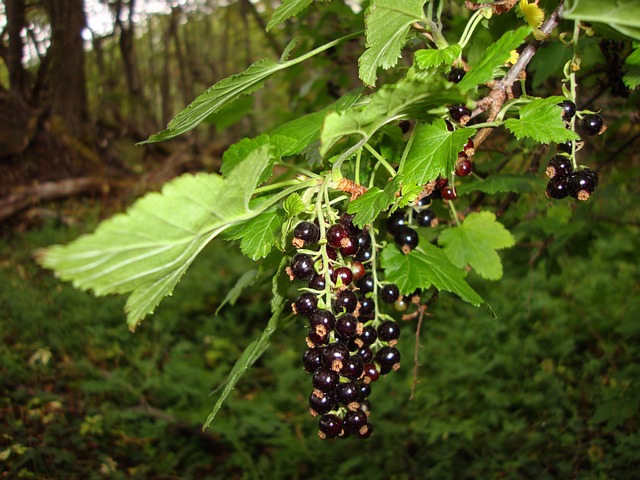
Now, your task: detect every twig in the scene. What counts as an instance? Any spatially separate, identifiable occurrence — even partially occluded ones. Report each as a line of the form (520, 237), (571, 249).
(409, 304), (426, 400)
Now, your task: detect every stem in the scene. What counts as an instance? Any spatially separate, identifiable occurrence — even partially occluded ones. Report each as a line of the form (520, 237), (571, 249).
(364, 143), (396, 177)
(253, 179), (308, 195)
(398, 123), (418, 174)
(314, 180), (333, 309)
(459, 9), (484, 50)
(569, 20), (580, 169)
(274, 162), (321, 179)
(447, 199), (461, 227)
(355, 150), (362, 185)
(368, 228), (382, 322)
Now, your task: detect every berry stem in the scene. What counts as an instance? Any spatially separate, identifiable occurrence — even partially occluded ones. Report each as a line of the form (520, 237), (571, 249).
(314, 179), (334, 309)
(367, 227), (382, 323)
(458, 9), (485, 50)
(364, 143), (396, 178)
(568, 20), (581, 170)
(274, 162), (322, 180)
(398, 122), (418, 174)
(447, 199), (461, 227)
(355, 149), (362, 186)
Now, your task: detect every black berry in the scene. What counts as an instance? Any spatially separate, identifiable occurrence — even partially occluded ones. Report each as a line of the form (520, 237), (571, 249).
(441, 185), (457, 200)
(557, 140), (573, 154)
(416, 208), (438, 228)
(357, 231), (372, 251)
(336, 314), (359, 339)
(334, 267), (353, 286)
(358, 295), (375, 316)
(333, 290), (358, 313)
(303, 347), (323, 374)
(318, 414), (343, 439)
(294, 221), (320, 246)
(356, 273), (375, 294)
(545, 176), (569, 199)
(447, 67), (465, 83)
(449, 104), (471, 122)
(308, 273), (326, 291)
(344, 408), (368, 434)
(380, 284), (400, 304)
(326, 224), (350, 249)
(339, 236), (359, 257)
(359, 325), (378, 345)
(321, 342), (350, 370)
(566, 168), (598, 201)
(309, 391), (335, 415)
(394, 226), (419, 252)
(351, 261), (366, 281)
(340, 354), (364, 380)
(377, 320), (400, 343)
(290, 253), (315, 280)
(580, 114), (605, 136)
(455, 158), (473, 177)
(336, 381), (361, 406)
(546, 155), (574, 179)
(295, 292), (318, 317)
(558, 100), (576, 121)
(375, 346), (401, 374)
(386, 211), (408, 235)
(309, 310), (336, 332)
(312, 366), (340, 393)
(355, 248), (373, 263)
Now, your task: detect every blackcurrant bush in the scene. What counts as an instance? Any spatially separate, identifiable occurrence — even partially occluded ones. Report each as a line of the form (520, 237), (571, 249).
(416, 208), (438, 228)
(580, 114), (605, 136)
(545, 176), (569, 199)
(546, 155), (573, 179)
(326, 224), (350, 249)
(377, 320), (400, 343)
(449, 104), (471, 122)
(309, 391), (335, 415)
(303, 347), (323, 374)
(356, 273), (375, 294)
(333, 290), (358, 313)
(344, 408), (368, 434)
(293, 221), (320, 246)
(447, 67), (465, 83)
(336, 381), (361, 406)
(309, 310), (336, 332)
(336, 313), (359, 339)
(386, 211), (408, 235)
(380, 283), (400, 304)
(290, 253), (315, 280)
(558, 100), (576, 121)
(340, 354), (364, 380)
(318, 414), (343, 439)
(312, 366), (340, 393)
(321, 342), (350, 370)
(455, 158), (473, 177)
(566, 168), (598, 201)
(334, 267), (353, 286)
(441, 185), (457, 200)
(295, 292), (318, 317)
(394, 226), (419, 252)
(375, 346), (401, 374)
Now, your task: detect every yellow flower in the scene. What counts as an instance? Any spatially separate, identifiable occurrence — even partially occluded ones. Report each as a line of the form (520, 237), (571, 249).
(519, 0), (546, 39)
(507, 50), (520, 65)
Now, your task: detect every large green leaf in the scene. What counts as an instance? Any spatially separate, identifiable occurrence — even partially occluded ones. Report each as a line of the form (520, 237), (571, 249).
(504, 97), (581, 144)
(457, 26), (531, 92)
(358, 0), (426, 87)
(564, 0), (640, 40)
(37, 148), (272, 331)
(380, 243), (484, 306)
(623, 46), (640, 88)
(400, 119), (474, 186)
(438, 211), (515, 280)
(346, 187), (394, 228)
(414, 44), (462, 69)
(224, 208), (286, 261)
(267, 0), (313, 31)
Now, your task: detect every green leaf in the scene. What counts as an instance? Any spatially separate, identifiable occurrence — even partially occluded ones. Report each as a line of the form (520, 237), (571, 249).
(504, 97), (581, 144)
(267, 0), (313, 31)
(224, 208), (285, 261)
(564, 0), (640, 40)
(203, 257), (288, 430)
(623, 47), (640, 88)
(221, 134), (277, 184)
(37, 147), (271, 331)
(347, 187), (394, 228)
(215, 269), (261, 315)
(358, 0), (426, 87)
(455, 173), (544, 195)
(414, 44), (462, 69)
(380, 243), (484, 306)
(320, 75), (463, 164)
(438, 211), (515, 280)
(457, 26), (531, 91)
(202, 95), (255, 130)
(283, 193), (306, 217)
(400, 119), (475, 186)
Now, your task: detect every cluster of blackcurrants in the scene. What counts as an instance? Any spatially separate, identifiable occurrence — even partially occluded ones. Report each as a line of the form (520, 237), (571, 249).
(386, 195), (440, 255)
(288, 214), (402, 439)
(545, 100), (602, 201)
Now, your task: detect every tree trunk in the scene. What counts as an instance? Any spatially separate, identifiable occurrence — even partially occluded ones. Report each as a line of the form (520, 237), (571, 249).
(5, 0), (31, 99)
(43, 0), (89, 138)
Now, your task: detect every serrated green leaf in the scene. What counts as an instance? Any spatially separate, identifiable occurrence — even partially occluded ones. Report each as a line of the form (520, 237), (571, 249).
(347, 187), (394, 228)
(215, 269), (261, 315)
(225, 208), (285, 261)
(380, 243), (484, 306)
(457, 26), (531, 91)
(221, 134), (277, 185)
(358, 0), (426, 87)
(504, 97), (581, 144)
(438, 211), (515, 280)
(565, 0), (640, 40)
(623, 47), (640, 88)
(283, 193), (306, 216)
(414, 44), (462, 69)
(267, 0), (313, 31)
(37, 148), (272, 331)
(203, 257), (287, 430)
(400, 119), (474, 186)
(320, 76), (464, 163)
(455, 173), (545, 195)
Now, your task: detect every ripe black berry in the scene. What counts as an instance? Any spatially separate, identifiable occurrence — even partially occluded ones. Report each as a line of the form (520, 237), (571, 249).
(333, 290), (358, 313)
(309, 391), (335, 415)
(312, 366), (340, 393)
(290, 253), (315, 280)
(340, 354), (364, 379)
(334, 267), (353, 286)
(358, 295), (375, 317)
(358, 423), (373, 439)
(545, 176), (569, 199)
(339, 236), (359, 257)
(380, 284), (400, 304)
(293, 221), (320, 246)
(580, 114), (605, 136)
(356, 345), (374, 363)
(295, 292), (318, 317)
(566, 168), (598, 201)
(557, 140), (573, 154)
(308, 327), (330, 346)
(355, 248), (373, 263)
(309, 310), (336, 332)
(386, 211), (408, 235)
(308, 273), (326, 291)
(455, 158), (473, 177)
(546, 155), (574, 179)
(318, 414), (343, 439)
(358, 382), (371, 401)
(363, 363), (380, 383)
(377, 320), (400, 343)
(558, 100), (576, 121)
(322, 342), (350, 371)
(447, 67), (465, 83)
(340, 212), (362, 235)
(416, 208), (438, 228)
(356, 273), (375, 294)
(449, 104), (472, 123)
(359, 325), (378, 345)
(441, 185), (457, 200)
(351, 261), (366, 281)
(303, 347), (323, 374)
(326, 224), (350, 249)
(394, 226), (419, 252)
(357, 231), (371, 250)
(336, 381), (361, 406)
(344, 408), (368, 434)
(336, 314), (359, 339)
(375, 346), (401, 374)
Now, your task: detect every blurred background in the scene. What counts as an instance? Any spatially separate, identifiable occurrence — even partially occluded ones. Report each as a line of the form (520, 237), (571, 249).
(1, 1), (639, 478)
